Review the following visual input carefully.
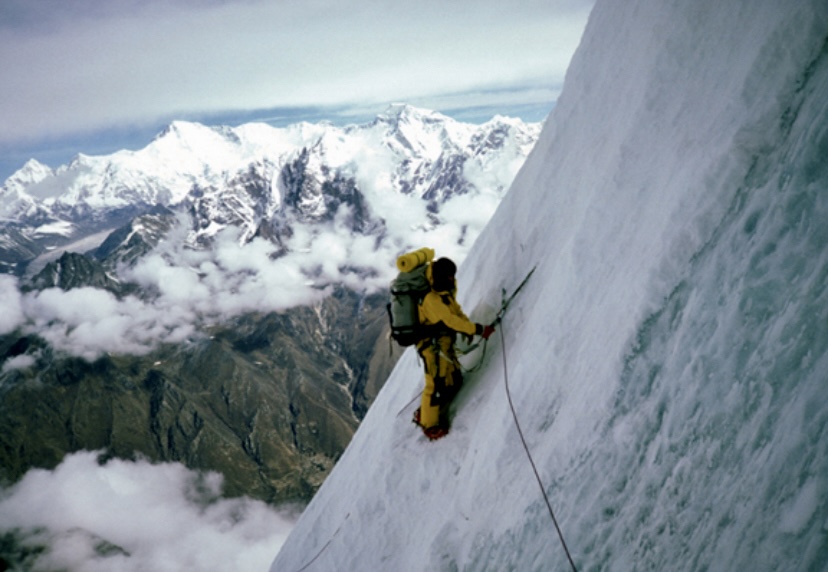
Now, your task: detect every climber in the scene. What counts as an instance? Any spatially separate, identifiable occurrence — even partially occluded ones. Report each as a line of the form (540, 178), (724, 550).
(414, 257), (494, 440)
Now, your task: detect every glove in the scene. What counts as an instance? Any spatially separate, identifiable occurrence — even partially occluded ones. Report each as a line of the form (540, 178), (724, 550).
(481, 324), (496, 340)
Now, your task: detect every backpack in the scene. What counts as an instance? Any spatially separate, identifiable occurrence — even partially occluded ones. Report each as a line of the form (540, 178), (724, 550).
(387, 262), (432, 346)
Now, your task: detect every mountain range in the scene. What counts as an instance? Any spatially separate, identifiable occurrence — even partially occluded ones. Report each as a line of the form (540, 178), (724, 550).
(1, 104), (539, 276)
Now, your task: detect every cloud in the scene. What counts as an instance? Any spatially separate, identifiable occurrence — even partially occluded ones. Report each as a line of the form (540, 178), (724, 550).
(5, 220), (379, 360)
(0, 0), (593, 147)
(19, 286), (196, 361)
(1, 353), (36, 374)
(4, 205), (475, 360)
(0, 450), (297, 572)
(0, 275), (24, 334)
(124, 225), (335, 315)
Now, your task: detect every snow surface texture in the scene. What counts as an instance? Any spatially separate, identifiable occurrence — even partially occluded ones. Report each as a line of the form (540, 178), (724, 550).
(271, 0), (828, 570)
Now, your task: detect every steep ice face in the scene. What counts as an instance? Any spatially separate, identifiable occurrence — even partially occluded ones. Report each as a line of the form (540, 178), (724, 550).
(270, 0), (828, 570)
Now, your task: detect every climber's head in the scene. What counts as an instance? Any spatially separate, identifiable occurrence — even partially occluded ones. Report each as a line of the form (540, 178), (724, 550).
(431, 257), (457, 293)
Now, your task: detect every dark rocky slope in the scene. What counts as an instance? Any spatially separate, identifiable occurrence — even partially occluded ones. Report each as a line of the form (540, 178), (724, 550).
(0, 287), (402, 504)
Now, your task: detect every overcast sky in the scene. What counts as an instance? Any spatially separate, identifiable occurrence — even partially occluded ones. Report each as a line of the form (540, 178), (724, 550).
(0, 0), (592, 182)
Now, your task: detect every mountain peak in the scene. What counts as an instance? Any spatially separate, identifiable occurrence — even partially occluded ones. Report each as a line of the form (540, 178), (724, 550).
(153, 120), (232, 144)
(3, 159), (53, 190)
(1, 160), (54, 221)
(375, 103), (449, 126)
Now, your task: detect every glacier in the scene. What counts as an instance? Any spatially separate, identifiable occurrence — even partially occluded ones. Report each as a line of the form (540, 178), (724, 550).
(270, 0), (828, 570)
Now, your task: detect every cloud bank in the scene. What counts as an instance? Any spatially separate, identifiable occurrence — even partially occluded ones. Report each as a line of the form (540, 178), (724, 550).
(4, 209), (476, 361)
(0, 451), (297, 572)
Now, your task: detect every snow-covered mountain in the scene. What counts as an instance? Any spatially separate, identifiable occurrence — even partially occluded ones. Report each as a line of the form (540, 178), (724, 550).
(0, 105), (540, 273)
(271, 0), (828, 570)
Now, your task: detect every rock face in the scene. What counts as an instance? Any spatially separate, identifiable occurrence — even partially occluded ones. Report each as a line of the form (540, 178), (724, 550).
(0, 227), (42, 275)
(0, 287), (401, 503)
(29, 252), (120, 292)
(92, 205), (177, 267)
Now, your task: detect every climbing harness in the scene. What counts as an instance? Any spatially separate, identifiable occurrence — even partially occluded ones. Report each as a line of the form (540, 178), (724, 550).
(497, 289), (578, 572)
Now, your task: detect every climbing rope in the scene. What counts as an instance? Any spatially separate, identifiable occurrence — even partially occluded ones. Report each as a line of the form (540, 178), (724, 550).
(457, 335), (489, 374)
(396, 391), (420, 417)
(498, 318), (578, 572)
(292, 512), (351, 572)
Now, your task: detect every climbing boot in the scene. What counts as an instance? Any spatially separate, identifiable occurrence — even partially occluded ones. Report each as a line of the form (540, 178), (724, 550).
(423, 425), (449, 441)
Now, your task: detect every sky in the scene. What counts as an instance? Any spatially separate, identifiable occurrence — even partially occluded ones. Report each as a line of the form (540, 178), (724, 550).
(0, 0), (593, 183)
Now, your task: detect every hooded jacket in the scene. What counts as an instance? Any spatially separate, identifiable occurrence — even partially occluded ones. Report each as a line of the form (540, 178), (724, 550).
(417, 267), (482, 338)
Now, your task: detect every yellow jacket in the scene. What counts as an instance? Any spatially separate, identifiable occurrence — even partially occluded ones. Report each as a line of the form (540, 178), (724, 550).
(418, 289), (478, 337)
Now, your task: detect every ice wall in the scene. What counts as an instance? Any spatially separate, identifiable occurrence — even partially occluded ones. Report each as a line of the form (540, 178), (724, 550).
(272, 0), (828, 570)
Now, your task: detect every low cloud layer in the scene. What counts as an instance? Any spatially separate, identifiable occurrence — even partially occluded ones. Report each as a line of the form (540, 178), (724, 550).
(3, 222), (382, 361)
(3, 217), (469, 361)
(0, 451), (297, 572)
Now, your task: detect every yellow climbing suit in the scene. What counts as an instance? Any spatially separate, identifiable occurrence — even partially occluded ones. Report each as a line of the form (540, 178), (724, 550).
(416, 285), (478, 429)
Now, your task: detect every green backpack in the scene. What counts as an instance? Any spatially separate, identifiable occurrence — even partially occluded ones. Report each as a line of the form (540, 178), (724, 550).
(387, 263), (431, 346)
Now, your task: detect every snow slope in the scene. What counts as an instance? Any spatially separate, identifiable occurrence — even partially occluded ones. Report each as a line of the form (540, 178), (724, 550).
(271, 0), (828, 570)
